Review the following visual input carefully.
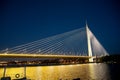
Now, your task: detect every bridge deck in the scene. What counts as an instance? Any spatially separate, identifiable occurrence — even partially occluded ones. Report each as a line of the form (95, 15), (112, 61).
(0, 53), (92, 59)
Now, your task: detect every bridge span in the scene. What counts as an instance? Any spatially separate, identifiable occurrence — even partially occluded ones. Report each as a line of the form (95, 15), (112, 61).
(0, 53), (92, 59)
(0, 23), (108, 64)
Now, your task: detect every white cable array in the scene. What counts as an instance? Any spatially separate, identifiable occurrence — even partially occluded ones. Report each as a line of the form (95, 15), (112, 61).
(1, 27), (81, 53)
(0, 27), (108, 56)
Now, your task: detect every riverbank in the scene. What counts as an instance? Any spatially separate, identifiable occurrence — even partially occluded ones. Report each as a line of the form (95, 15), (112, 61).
(1, 62), (120, 68)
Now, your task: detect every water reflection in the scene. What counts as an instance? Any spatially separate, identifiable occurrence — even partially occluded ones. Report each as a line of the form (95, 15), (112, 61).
(0, 63), (111, 80)
(88, 63), (111, 80)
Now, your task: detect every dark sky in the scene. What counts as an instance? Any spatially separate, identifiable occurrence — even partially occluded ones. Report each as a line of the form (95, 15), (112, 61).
(0, 0), (120, 54)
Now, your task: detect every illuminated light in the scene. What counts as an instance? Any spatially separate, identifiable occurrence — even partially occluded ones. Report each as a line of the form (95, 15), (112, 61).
(59, 65), (65, 67)
(33, 54), (36, 57)
(75, 64), (81, 66)
(89, 57), (94, 62)
(69, 65), (73, 67)
(4, 53), (7, 55)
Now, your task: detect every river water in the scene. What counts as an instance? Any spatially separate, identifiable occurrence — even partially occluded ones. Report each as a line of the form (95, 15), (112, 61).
(0, 63), (119, 80)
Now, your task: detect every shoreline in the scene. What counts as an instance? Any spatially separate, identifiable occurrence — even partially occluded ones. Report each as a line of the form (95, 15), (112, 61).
(0, 62), (119, 68)
(0, 62), (96, 68)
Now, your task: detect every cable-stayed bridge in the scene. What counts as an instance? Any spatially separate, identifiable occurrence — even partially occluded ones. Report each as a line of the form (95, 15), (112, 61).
(0, 23), (108, 62)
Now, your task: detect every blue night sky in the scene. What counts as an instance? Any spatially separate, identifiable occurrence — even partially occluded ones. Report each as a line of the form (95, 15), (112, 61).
(0, 0), (120, 54)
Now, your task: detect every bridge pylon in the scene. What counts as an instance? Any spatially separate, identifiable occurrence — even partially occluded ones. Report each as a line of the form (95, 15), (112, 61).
(86, 22), (93, 62)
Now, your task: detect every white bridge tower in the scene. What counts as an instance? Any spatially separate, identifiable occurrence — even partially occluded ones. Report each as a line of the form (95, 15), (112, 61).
(86, 22), (94, 62)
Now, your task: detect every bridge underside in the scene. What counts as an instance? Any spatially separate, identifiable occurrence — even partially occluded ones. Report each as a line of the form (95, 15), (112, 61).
(0, 54), (97, 67)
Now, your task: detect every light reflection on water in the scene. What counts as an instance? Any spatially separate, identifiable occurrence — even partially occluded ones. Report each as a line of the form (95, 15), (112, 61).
(0, 63), (111, 80)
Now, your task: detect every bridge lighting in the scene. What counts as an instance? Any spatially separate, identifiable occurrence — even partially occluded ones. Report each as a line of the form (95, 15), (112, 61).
(33, 54), (37, 57)
(0, 23), (108, 62)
